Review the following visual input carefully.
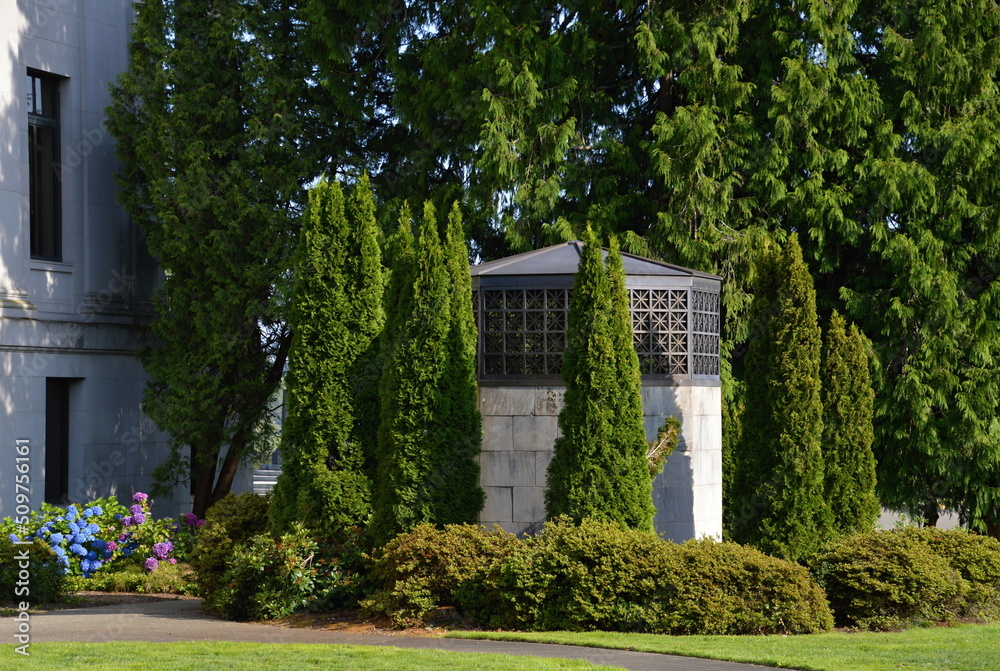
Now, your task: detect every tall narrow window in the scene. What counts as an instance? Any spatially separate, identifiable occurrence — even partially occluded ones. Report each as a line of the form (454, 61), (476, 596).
(27, 71), (61, 261)
(45, 378), (71, 504)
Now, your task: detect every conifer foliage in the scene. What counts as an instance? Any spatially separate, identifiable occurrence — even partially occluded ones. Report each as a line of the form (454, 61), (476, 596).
(821, 311), (879, 536)
(731, 235), (831, 560)
(370, 203), (484, 545)
(545, 228), (655, 531)
(270, 177), (384, 533)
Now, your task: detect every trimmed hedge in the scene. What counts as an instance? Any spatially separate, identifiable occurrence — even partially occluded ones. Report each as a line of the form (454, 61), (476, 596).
(809, 528), (996, 629)
(472, 519), (832, 634)
(364, 518), (834, 635)
(669, 539), (834, 635)
(361, 523), (519, 627)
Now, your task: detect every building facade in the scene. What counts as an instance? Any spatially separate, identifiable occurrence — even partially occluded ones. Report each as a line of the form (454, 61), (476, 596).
(0, 0), (191, 518)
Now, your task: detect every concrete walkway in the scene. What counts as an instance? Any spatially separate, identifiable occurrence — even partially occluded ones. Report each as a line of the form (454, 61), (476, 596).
(22, 598), (776, 671)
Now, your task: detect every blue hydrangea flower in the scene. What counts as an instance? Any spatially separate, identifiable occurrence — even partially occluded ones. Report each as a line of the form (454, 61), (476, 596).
(91, 559), (102, 571)
(87, 523), (100, 535)
(66, 505), (79, 522)
(86, 550), (98, 560)
(122, 547), (134, 557)
(67, 520), (79, 533)
(69, 543), (87, 557)
(53, 546), (66, 556)
(92, 506), (103, 516)
(8, 533), (19, 543)
(92, 539), (107, 552)
(81, 559), (92, 573)
(114, 513), (123, 521)
(73, 533), (89, 545)
(82, 508), (94, 519)
(50, 533), (64, 544)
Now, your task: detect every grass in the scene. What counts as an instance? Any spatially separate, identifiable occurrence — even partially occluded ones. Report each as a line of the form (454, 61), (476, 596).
(18, 641), (625, 671)
(449, 623), (1000, 671)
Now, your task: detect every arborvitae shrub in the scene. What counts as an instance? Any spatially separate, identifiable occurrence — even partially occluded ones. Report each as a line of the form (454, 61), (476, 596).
(191, 492), (270, 608)
(811, 529), (969, 629)
(361, 523), (519, 627)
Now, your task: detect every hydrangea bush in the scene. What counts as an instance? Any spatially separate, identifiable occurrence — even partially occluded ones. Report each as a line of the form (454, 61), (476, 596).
(2, 492), (204, 579)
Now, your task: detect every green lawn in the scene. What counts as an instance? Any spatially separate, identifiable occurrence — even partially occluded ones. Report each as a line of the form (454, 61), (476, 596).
(449, 623), (1000, 671)
(17, 641), (625, 671)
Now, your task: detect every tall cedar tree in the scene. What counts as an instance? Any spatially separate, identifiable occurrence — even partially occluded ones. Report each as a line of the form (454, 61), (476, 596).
(269, 177), (384, 533)
(821, 311), (879, 535)
(106, 0), (320, 516)
(370, 203), (483, 545)
(546, 228), (654, 530)
(731, 235), (832, 560)
(605, 236), (657, 530)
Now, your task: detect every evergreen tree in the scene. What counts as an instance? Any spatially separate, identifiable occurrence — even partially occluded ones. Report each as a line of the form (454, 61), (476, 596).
(546, 227), (654, 530)
(106, 0), (321, 515)
(821, 311), (879, 535)
(430, 204), (485, 524)
(731, 234), (831, 560)
(371, 202), (482, 544)
(269, 178), (384, 533)
(605, 236), (656, 531)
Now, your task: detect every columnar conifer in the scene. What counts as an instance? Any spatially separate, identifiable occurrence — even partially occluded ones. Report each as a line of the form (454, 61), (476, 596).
(731, 234), (831, 560)
(270, 177), (383, 533)
(822, 311), (879, 535)
(370, 202), (483, 544)
(546, 228), (654, 529)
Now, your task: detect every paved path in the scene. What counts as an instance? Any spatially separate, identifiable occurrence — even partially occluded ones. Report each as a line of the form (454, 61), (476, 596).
(23, 598), (776, 671)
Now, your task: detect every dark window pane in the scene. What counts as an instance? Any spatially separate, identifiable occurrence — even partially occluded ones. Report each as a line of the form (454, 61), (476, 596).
(28, 72), (61, 260)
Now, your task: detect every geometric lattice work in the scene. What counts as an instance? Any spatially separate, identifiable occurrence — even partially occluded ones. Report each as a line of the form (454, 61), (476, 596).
(475, 287), (722, 378)
(477, 288), (569, 376)
(691, 290), (721, 376)
(629, 289), (689, 375)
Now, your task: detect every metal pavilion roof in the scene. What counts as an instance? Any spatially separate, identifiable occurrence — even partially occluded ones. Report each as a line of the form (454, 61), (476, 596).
(470, 241), (722, 280)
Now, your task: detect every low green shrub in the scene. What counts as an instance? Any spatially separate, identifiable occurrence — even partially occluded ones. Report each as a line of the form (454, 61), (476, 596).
(670, 539), (834, 634)
(472, 518), (683, 632)
(210, 524), (360, 621)
(467, 519), (832, 635)
(66, 561), (195, 595)
(903, 528), (1000, 621)
(190, 492), (270, 603)
(0, 538), (68, 605)
(361, 523), (519, 627)
(812, 529), (968, 629)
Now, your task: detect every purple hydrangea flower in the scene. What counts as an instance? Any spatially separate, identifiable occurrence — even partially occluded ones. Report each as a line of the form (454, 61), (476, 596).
(133, 492), (148, 503)
(122, 516), (133, 527)
(107, 540), (118, 552)
(168, 558), (177, 565)
(118, 533), (128, 541)
(132, 513), (146, 525)
(152, 541), (173, 560)
(182, 513), (198, 526)
(129, 504), (144, 516)
(144, 557), (158, 572)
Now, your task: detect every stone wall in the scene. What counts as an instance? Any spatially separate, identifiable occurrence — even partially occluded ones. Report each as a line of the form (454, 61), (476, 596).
(478, 384), (722, 541)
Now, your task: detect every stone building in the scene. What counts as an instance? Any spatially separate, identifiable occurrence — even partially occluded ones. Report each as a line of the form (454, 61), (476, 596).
(0, 0), (197, 517)
(472, 241), (723, 541)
